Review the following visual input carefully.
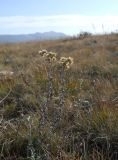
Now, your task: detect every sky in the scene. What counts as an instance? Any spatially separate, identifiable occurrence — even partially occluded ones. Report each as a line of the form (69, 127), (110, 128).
(0, 0), (118, 35)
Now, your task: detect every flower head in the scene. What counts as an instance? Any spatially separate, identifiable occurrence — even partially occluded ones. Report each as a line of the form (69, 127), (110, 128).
(67, 57), (74, 65)
(38, 49), (47, 57)
(38, 50), (57, 62)
(45, 52), (57, 62)
(59, 56), (74, 69)
(59, 57), (68, 64)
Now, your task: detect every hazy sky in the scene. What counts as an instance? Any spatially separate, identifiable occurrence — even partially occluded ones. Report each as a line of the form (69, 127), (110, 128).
(0, 0), (118, 35)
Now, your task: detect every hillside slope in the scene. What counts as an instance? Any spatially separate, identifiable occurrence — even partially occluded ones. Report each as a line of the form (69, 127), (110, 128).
(0, 31), (66, 43)
(0, 33), (118, 160)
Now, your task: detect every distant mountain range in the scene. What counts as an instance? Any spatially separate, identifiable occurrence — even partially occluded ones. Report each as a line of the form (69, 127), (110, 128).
(0, 31), (67, 43)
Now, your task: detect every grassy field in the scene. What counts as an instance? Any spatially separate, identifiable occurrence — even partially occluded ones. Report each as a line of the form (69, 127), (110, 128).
(0, 33), (118, 160)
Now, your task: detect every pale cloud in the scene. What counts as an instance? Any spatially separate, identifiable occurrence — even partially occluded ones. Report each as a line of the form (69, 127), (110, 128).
(0, 15), (118, 34)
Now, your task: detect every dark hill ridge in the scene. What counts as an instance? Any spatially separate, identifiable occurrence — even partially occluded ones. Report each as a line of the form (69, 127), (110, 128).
(0, 31), (67, 43)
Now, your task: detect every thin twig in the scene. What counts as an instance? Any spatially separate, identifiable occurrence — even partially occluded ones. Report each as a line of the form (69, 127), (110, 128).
(0, 89), (12, 105)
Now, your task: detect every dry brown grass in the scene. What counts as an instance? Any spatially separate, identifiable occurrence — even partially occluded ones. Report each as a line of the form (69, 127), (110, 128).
(0, 33), (118, 159)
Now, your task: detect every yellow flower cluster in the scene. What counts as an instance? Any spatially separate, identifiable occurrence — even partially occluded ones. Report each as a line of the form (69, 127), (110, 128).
(38, 50), (57, 62)
(38, 49), (47, 57)
(38, 50), (74, 69)
(59, 56), (74, 69)
(46, 52), (57, 62)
